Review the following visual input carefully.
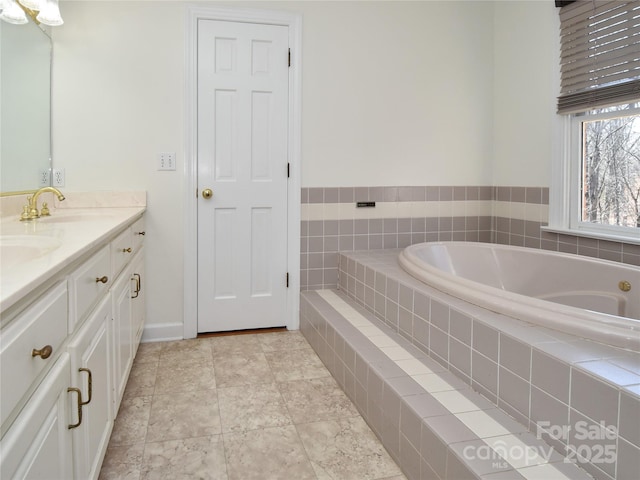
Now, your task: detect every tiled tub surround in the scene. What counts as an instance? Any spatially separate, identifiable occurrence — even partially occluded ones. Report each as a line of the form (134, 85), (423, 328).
(300, 186), (640, 290)
(321, 249), (640, 480)
(300, 289), (593, 480)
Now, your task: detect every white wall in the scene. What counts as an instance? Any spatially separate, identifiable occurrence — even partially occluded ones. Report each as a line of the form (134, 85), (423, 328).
(492, 0), (559, 187)
(297, 0), (495, 187)
(53, 2), (186, 337)
(52, 1), (560, 335)
(54, 1), (496, 189)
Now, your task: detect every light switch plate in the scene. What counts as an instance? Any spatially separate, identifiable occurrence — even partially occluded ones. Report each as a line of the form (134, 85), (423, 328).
(158, 152), (176, 171)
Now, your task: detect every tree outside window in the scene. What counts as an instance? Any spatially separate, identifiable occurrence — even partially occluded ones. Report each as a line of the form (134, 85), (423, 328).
(581, 103), (640, 229)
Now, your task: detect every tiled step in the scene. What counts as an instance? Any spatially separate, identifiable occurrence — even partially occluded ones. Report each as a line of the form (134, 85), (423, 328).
(301, 289), (592, 480)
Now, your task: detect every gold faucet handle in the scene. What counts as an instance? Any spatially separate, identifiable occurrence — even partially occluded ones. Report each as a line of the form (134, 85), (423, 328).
(40, 202), (51, 216)
(20, 205), (31, 221)
(27, 196), (40, 219)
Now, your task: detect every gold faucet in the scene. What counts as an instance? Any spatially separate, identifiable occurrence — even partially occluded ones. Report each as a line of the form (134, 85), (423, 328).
(20, 187), (66, 221)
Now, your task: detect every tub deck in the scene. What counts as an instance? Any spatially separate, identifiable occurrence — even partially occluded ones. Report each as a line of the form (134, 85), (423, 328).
(301, 249), (640, 480)
(302, 289), (593, 479)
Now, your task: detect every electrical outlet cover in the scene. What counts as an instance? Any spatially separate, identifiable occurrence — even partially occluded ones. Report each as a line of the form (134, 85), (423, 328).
(39, 169), (50, 186)
(53, 168), (65, 187)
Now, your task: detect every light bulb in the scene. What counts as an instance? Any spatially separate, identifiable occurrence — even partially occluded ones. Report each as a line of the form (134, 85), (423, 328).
(36, 0), (62, 26)
(0, 0), (28, 24)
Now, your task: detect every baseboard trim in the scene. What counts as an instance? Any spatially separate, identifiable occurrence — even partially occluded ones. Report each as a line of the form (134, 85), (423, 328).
(141, 322), (184, 343)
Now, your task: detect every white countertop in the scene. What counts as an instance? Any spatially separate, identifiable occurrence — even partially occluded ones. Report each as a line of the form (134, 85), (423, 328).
(0, 207), (145, 314)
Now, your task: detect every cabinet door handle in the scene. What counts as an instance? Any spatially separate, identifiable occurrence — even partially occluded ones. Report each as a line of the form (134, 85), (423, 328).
(32, 345), (53, 359)
(122, 247), (132, 253)
(131, 277), (139, 299)
(135, 231), (146, 236)
(78, 368), (92, 405)
(133, 273), (141, 296)
(67, 387), (83, 429)
(96, 276), (109, 284)
(130, 273), (141, 298)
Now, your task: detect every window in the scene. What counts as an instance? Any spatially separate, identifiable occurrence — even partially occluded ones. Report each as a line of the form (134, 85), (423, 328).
(569, 103), (640, 235)
(549, 1), (640, 243)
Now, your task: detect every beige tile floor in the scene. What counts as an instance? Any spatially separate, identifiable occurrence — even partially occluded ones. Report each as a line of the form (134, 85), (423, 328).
(99, 330), (406, 480)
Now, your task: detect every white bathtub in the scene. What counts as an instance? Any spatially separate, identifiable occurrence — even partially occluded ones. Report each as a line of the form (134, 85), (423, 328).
(398, 242), (640, 352)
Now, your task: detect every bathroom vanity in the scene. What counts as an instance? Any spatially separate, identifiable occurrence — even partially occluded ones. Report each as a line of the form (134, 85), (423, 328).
(0, 201), (145, 480)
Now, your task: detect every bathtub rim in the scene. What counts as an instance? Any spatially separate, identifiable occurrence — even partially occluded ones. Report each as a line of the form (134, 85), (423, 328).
(398, 241), (640, 352)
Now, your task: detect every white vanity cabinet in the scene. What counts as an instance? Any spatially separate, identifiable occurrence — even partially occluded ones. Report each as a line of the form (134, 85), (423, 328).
(0, 353), (74, 480)
(0, 281), (68, 429)
(131, 248), (146, 352)
(111, 267), (134, 415)
(111, 216), (145, 415)
(68, 245), (111, 333)
(0, 211), (145, 480)
(68, 295), (112, 480)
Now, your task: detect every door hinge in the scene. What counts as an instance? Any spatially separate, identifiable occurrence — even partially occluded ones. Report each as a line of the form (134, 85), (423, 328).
(286, 272), (289, 288)
(196, 188), (198, 198)
(287, 163), (290, 178)
(288, 48), (291, 67)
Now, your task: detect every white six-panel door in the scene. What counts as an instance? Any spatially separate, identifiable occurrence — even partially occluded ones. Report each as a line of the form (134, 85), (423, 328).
(197, 20), (289, 333)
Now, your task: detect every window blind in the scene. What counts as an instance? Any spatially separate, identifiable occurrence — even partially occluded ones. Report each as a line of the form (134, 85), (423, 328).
(558, 0), (640, 114)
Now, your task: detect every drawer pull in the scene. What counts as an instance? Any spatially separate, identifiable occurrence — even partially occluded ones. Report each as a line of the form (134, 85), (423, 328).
(67, 387), (83, 429)
(135, 231), (146, 236)
(95, 276), (109, 284)
(31, 345), (53, 359)
(79, 368), (92, 405)
(122, 247), (132, 253)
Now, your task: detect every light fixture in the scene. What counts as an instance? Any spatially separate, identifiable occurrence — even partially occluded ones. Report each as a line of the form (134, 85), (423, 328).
(18, 0), (42, 10)
(36, 0), (63, 26)
(0, 0), (63, 26)
(0, 0), (29, 25)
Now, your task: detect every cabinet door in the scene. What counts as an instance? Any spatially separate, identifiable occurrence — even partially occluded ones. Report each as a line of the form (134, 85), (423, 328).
(68, 296), (112, 480)
(110, 271), (133, 415)
(0, 353), (74, 480)
(130, 248), (145, 351)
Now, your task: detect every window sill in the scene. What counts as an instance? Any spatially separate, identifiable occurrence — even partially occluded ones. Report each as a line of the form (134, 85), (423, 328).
(541, 226), (640, 246)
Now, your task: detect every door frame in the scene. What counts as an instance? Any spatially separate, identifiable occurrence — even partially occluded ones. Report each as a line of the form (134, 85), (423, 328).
(183, 6), (302, 339)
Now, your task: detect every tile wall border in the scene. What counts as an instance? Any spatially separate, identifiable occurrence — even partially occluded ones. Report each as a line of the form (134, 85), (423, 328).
(300, 186), (639, 290)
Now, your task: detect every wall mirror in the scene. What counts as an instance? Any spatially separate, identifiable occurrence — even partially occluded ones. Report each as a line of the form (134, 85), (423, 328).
(0, 19), (51, 194)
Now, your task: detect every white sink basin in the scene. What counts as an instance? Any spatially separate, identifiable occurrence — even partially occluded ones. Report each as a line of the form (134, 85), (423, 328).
(0, 235), (62, 269)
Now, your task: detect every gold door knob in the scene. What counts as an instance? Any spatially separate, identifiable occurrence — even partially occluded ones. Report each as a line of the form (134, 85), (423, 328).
(32, 345), (53, 359)
(96, 276), (109, 284)
(122, 247), (132, 253)
(202, 188), (213, 199)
